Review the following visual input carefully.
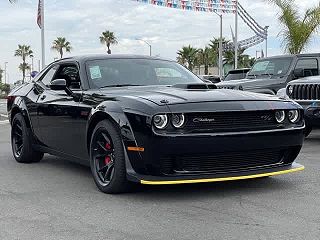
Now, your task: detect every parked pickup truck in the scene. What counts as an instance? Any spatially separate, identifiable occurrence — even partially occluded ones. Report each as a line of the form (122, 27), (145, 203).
(277, 76), (320, 137)
(216, 54), (320, 95)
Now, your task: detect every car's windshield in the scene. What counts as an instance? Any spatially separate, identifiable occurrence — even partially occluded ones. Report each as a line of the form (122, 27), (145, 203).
(86, 58), (203, 88)
(248, 57), (293, 77)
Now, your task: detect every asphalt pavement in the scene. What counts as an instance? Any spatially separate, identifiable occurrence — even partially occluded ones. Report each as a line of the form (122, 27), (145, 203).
(0, 122), (319, 240)
(0, 99), (7, 122)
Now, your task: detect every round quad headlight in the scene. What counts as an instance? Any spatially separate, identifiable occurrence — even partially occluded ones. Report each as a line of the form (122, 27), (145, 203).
(287, 85), (294, 96)
(153, 114), (168, 129)
(275, 110), (286, 123)
(288, 110), (300, 123)
(172, 114), (185, 128)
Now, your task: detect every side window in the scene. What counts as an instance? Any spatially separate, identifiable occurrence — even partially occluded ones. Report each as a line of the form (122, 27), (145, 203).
(295, 58), (319, 77)
(54, 64), (81, 89)
(40, 65), (59, 87)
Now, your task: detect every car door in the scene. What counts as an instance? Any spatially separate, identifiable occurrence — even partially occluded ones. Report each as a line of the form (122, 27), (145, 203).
(36, 62), (87, 160)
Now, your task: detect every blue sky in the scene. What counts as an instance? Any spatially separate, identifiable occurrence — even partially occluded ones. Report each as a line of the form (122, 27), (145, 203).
(0, 0), (320, 83)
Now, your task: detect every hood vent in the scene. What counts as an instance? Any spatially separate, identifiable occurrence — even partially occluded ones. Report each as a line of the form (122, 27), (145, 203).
(172, 84), (217, 90)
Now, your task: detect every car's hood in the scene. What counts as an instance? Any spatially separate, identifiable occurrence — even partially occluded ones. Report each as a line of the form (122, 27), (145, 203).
(98, 85), (282, 106)
(217, 77), (283, 89)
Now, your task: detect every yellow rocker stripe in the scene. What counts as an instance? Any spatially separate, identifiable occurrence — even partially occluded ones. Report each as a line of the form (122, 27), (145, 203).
(140, 166), (305, 185)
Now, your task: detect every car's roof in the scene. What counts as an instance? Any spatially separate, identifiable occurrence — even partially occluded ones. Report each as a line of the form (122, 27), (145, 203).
(256, 53), (320, 61)
(55, 54), (174, 63)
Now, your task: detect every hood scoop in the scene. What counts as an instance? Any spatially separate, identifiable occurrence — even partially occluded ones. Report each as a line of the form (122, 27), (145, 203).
(172, 83), (217, 90)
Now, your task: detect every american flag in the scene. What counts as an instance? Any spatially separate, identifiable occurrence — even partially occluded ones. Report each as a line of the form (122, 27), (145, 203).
(37, 0), (42, 29)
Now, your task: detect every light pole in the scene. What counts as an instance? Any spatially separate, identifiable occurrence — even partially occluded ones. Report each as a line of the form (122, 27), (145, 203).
(213, 12), (223, 79)
(4, 62), (8, 84)
(136, 38), (152, 56)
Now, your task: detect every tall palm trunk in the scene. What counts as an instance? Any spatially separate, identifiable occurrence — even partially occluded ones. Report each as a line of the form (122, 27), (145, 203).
(107, 43), (111, 54)
(60, 48), (63, 58)
(22, 59), (26, 83)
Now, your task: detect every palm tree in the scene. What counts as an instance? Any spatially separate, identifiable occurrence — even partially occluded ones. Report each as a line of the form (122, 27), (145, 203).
(14, 45), (33, 83)
(0, 67), (3, 83)
(268, 0), (320, 54)
(51, 37), (72, 58)
(100, 30), (118, 54)
(177, 45), (199, 71)
(197, 47), (215, 75)
(18, 63), (31, 83)
(223, 48), (255, 68)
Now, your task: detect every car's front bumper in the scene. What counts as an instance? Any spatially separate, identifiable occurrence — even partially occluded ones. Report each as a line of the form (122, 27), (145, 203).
(127, 163), (304, 185)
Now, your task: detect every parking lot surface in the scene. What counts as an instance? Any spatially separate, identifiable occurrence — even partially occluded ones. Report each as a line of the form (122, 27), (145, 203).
(0, 123), (319, 240)
(0, 99), (7, 122)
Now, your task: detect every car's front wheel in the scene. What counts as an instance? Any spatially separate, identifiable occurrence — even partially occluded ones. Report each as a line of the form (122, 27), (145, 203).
(90, 119), (130, 194)
(11, 113), (44, 163)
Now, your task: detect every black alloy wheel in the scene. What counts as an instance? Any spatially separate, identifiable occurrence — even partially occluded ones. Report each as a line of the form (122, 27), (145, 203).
(90, 120), (130, 193)
(11, 113), (44, 163)
(92, 131), (115, 185)
(12, 118), (24, 158)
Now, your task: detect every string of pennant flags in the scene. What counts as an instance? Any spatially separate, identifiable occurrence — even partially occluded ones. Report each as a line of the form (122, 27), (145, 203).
(134, 0), (268, 51)
(135, 0), (237, 14)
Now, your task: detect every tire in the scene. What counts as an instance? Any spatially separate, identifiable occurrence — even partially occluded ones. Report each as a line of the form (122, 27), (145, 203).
(11, 113), (44, 163)
(304, 126), (312, 138)
(89, 119), (130, 194)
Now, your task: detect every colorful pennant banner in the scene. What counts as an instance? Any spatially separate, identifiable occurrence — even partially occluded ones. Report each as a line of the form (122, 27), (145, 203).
(135, 0), (237, 14)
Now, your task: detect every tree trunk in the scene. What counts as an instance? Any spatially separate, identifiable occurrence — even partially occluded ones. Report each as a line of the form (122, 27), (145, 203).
(204, 65), (209, 75)
(107, 43), (111, 54)
(60, 48), (63, 58)
(22, 60), (25, 83)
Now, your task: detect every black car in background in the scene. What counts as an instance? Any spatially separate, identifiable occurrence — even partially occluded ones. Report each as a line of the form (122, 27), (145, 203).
(7, 55), (305, 193)
(217, 54), (320, 94)
(280, 76), (320, 137)
(224, 68), (251, 81)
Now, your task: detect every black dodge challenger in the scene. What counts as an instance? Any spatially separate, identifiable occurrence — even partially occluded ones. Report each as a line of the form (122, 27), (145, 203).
(7, 55), (305, 193)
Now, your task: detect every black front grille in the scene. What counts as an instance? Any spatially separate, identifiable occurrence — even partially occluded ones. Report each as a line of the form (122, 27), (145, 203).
(160, 149), (284, 174)
(290, 84), (320, 100)
(184, 111), (278, 132)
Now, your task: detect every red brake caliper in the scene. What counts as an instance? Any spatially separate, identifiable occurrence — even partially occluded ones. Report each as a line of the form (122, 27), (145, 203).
(104, 143), (111, 165)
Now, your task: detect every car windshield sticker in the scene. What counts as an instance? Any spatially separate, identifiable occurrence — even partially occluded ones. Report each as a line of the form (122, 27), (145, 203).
(252, 61), (269, 71)
(89, 66), (102, 79)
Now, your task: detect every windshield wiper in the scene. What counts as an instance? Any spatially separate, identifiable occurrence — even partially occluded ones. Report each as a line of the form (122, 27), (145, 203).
(100, 84), (143, 88)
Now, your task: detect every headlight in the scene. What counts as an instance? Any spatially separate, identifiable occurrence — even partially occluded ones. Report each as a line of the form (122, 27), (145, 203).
(238, 86), (243, 91)
(288, 110), (300, 123)
(275, 110), (285, 123)
(153, 114), (168, 129)
(172, 114), (185, 128)
(287, 85), (293, 96)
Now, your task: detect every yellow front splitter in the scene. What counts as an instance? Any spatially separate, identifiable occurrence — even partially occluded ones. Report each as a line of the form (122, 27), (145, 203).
(140, 165), (305, 185)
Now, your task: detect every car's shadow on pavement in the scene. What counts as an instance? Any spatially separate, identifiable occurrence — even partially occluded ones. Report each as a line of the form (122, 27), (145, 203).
(39, 155), (299, 200)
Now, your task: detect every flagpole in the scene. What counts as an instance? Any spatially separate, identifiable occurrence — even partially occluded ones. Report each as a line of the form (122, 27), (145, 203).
(234, 0), (238, 69)
(41, 0), (45, 69)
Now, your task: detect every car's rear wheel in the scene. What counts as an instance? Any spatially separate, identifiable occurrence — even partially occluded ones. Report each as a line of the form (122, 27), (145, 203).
(11, 113), (44, 163)
(90, 120), (130, 194)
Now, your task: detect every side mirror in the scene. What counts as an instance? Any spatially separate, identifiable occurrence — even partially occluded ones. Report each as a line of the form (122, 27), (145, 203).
(50, 79), (67, 91)
(293, 68), (304, 79)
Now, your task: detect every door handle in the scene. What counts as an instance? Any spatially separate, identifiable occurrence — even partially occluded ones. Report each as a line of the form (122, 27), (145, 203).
(40, 95), (46, 101)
